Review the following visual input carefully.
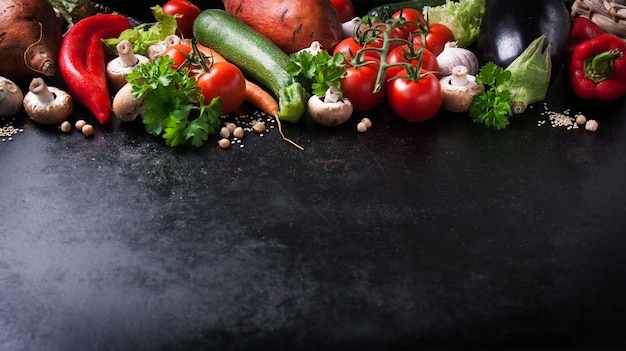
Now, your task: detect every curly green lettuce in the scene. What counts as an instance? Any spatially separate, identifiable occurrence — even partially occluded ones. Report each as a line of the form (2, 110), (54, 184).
(423, 0), (486, 48)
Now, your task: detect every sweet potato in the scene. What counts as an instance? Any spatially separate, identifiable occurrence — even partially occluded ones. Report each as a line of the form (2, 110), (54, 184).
(222, 0), (343, 54)
(0, 0), (63, 81)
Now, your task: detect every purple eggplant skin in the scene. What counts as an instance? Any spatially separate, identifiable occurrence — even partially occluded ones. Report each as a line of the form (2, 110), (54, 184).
(477, 0), (571, 82)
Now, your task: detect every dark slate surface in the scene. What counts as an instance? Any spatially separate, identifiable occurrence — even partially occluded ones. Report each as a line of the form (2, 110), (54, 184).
(2, 1), (626, 350)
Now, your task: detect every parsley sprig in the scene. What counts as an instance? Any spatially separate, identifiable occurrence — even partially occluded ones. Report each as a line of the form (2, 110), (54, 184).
(127, 56), (222, 148)
(469, 62), (513, 130)
(286, 50), (346, 97)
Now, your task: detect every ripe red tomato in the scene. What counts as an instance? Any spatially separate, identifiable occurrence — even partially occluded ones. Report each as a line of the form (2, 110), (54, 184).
(330, 0), (355, 23)
(387, 69), (443, 122)
(392, 8), (427, 38)
(197, 62), (246, 114)
(162, 0), (201, 39)
(340, 61), (386, 112)
(333, 37), (364, 62)
(385, 44), (440, 82)
(413, 23), (456, 56)
(161, 44), (193, 70)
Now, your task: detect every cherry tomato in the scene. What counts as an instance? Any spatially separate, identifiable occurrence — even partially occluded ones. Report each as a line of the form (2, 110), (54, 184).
(333, 37), (365, 62)
(340, 60), (386, 112)
(330, 0), (355, 23)
(197, 62), (246, 114)
(161, 44), (193, 70)
(387, 69), (442, 122)
(162, 0), (201, 39)
(392, 8), (427, 38)
(413, 23), (456, 56)
(385, 44), (440, 82)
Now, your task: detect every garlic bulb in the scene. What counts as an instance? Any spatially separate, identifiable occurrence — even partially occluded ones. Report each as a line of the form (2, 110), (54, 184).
(0, 76), (24, 117)
(436, 41), (479, 77)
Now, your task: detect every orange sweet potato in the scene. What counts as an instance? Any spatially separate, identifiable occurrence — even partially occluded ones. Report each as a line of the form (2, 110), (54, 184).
(0, 0), (63, 82)
(222, 0), (343, 54)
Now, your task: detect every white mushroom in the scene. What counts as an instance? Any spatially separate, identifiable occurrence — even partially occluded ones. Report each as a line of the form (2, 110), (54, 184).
(23, 78), (73, 125)
(307, 85), (353, 126)
(0, 76), (24, 117)
(106, 39), (149, 93)
(112, 82), (146, 122)
(146, 34), (184, 60)
(439, 65), (485, 113)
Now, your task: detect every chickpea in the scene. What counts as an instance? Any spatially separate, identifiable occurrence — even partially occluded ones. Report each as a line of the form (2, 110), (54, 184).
(253, 121), (266, 133)
(233, 126), (244, 138)
(585, 119), (598, 132)
(220, 127), (231, 138)
(218, 138), (230, 149)
(60, 121), (72, 133)
(356, 121), (368, 133)
(81, 124), (94, 137)
(361, 117), (372, 128)
(225, 122), (236, 133)
(75, 119), (87, 131)
(575, 114), (586, 125)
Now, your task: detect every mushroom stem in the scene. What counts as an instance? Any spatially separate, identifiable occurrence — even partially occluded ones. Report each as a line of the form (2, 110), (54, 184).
(450, 66), (470, 87)
(116, 40), (140, 68)
(29, 78), (55, 103)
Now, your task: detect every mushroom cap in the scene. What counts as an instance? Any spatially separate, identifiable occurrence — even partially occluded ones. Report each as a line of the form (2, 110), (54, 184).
(23, 86), (73, 125)
(307, 95), (354, 126)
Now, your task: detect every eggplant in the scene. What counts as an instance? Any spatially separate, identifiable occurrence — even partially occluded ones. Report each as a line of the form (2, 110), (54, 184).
(477, 0), (571, 81)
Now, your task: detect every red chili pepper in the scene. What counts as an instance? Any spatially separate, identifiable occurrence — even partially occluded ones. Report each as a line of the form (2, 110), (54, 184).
(569, 33), (626, 101)
(565, 16), (606, 64)
(58, 14), (132, 124)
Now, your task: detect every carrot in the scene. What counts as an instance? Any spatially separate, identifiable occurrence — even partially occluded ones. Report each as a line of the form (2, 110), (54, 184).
(185, 39), (279, 118)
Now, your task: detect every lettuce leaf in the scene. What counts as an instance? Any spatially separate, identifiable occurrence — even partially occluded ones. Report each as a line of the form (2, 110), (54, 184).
(423, 0), (486, 48)
(101, 5), (178, 56)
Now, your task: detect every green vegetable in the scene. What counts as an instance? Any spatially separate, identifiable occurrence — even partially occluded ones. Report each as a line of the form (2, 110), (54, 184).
(193, 9), (307, 123)
(126, 56), (222, 148)
(423, 0), (485, 47)
(469, 35), (552, 129)
(101, 6), (178, 56)
(366, 0), (447, 20)
(505, 34), (552, 115)
(469, 62), (513, 130)
(48, 0), (97, 27)
(286, 49), (346, 98)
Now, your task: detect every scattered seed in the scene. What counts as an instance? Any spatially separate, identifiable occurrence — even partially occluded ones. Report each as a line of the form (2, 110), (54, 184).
(60, 121), (72, 133)
(357, 121), (368, 133)
(361, 117), (372, 128)
(218, 138), (230, 149)
(81, 124), (94, 137)
(233, 126), (244, 138)
(585, 119), (598, 132)
(75, 119), (87, 131)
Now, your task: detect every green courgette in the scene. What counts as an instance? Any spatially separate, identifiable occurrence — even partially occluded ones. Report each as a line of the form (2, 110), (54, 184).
(366, 0), (448, 20)
(192, 9), (307, 122)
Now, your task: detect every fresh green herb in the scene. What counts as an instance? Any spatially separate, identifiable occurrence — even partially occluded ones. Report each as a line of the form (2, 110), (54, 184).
(469, 61), (513, 130)
(127, 56), (222, 148)
(286, 50), (346, 97)
(102, 6), (178, 56)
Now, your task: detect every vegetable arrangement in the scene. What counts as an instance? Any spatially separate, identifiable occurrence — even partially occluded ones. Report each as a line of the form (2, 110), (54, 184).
(2, 0), (625, 149)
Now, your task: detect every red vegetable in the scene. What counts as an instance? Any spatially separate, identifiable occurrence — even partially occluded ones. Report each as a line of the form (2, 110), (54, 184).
(569, 33), (626, 101)
(58, 14), (132, 124)
(161, 0), (201, 39)
(387, 69), (442, 122)
(565, 16), (606, 65)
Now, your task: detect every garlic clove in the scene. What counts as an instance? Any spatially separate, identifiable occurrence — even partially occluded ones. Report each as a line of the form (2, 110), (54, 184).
(0, 76), (25, 117)
(436, 41), (480, 77)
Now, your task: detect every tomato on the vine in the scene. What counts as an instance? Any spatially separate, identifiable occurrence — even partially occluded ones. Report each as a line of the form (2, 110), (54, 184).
(197, 62), (246, 114)
(385, 44), (440, 82)
(162, 44), (193, 70)
(330, 0), (355, 23)
(340, 60), (386, 112)
(387, 69), (442, 122)
(162, 0), (201, 39)
(412, 23), (456, 56)
(392, 8), (427, 38)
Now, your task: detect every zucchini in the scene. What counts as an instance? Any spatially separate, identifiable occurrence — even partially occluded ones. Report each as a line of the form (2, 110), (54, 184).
(366, 0), (448, 19)
(192, 9), (307, 122)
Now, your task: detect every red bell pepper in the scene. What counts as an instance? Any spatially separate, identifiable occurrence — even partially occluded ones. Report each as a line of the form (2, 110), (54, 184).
(569, 33), (626, 101)
(58, 14), (132, 124)
(565, 16), (606, 64)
